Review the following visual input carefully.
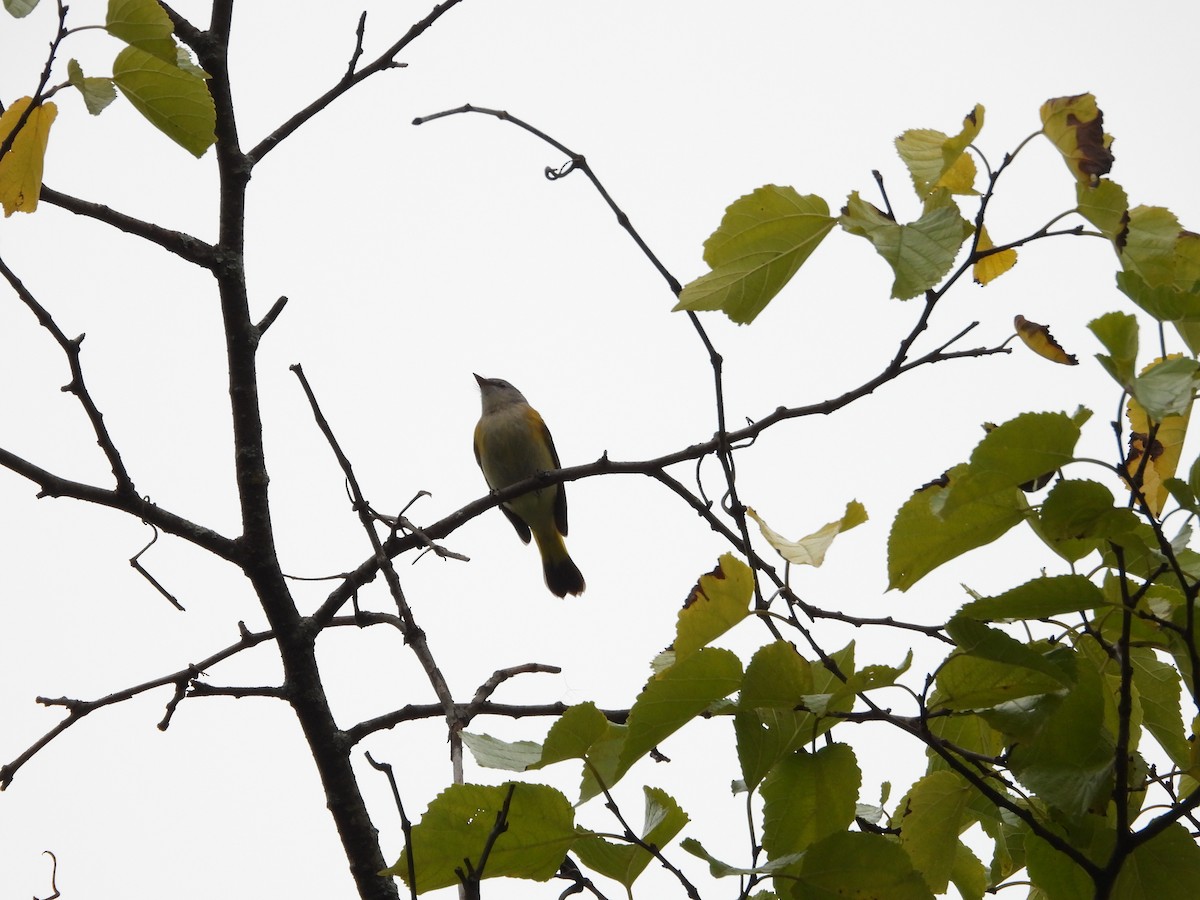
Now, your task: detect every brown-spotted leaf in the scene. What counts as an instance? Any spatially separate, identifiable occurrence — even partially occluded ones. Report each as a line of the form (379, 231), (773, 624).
(1040, 94), (1114, 186)
(1014, 315), (1078, 366)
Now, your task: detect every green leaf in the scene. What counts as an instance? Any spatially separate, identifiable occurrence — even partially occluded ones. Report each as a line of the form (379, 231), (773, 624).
(839, 189), (970, 299)
(1130, 355), (1200, 420)
(1007, 653), (1114, 817)
(1076, 179), (1128, 239)
(958, 574), (1106, 621)
(1039, 478), (1134, 541)
(946, 617), (1073, 685)
(943, 412), (1082, 515)
(748, 501), (867, 568)
(1035, 478), (1138, 564)
(1120, 205), (1181, 288)
(66, 59), (118, 116)
(534, 702), (612, 767)
(1089, 310), (1139, 387)
(1113, 822), (1200, 898)
(1025, 830), (1096, 900)
(674, 185), (835, 324)
(574, 787), (688, 888)
(578, 647), (741, 801)
(460, 731), (543, 771)
(894, 104), (984, 197)
(761, 743), (860, 858)
(791, 831), (935, 900)
(383, 782), (576, 891)
(112, 45), (216, 157)
(106, 0), (177, 63)
(735, 641), (816, 789)
(1117, 270), (1200, 323)
(899, 770), (972, 894)
(888, 464), (1026, 591)
(948, 841), (987, 900)
(932, 654), (1067, 713)
(4, 0), (41, 18)
(681, 837), (804, 877)
(674, 553), (753, 662)
(1130, 647), (1190, 768)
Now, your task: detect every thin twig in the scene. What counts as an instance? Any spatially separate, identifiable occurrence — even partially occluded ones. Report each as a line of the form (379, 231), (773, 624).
(289, 363), (462, 779)
(365, 752), (418, 900)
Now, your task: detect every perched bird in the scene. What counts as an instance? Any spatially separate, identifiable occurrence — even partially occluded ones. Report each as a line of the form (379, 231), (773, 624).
(473, 374), (585, 597)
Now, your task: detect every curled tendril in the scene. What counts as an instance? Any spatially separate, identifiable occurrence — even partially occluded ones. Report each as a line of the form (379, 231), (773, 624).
(545, 158), (578, 180)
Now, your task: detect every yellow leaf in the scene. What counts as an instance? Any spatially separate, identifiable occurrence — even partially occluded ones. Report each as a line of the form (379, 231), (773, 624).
(674, 553), (753, 662)
(748, 502), (868, 568)
(1126, 355), (1192, 516)
(1014, 315), (1077, 366)
(973, 225), (1018, 285)
(0, 98), (57, 216)
(1040, 93), (1114, 186)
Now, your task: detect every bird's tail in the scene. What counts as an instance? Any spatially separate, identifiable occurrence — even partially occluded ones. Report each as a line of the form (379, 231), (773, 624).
(533, 528), (586, 597)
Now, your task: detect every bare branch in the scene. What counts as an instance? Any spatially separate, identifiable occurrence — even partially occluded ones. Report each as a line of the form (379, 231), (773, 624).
(39, 187), (217, 267)
(248, 1), (467, 164)
(0, 254), (136, 495)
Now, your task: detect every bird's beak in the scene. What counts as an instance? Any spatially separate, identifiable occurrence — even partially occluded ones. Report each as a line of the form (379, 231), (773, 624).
(473, 373), (486, 386)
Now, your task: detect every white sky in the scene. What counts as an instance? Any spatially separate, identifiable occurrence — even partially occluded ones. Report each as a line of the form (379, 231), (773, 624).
(3, 1), (1199, 897)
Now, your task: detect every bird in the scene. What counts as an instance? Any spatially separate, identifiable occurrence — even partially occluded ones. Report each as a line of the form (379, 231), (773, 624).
(473, 374), (586, 597)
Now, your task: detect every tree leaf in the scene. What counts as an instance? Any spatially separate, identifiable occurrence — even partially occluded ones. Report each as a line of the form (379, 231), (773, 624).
(534, 701), (612, 767)
(735, 641), (816, 790)
(1116, 270), (1200, 323)
(574, 786), (689, 888)
(460, 731), (543, 771)
(0, 98), (57, 216)
(958, 574), (1106, 621)
(1035, 479), (1137, 563)
(674, 185), (835, 324)
(791, 831), (935, 900)
(67, 59), (119, 116)
(383, 782), (576, 891)
(899, 770), (972, 893)
(1119, 205), (1181, 288)
(4, 0), (41, 18)
(576, 647), (741, 801)
(113, 45), (216, 157)
(674, 553), (753, 662)
(1130, 647), (1190, 768)
(945, 617), (1072, 685)
(888, 464), (1026, 591)
(894, 104), (983, 197)
(748, 501), (867, 568)
(1089, 310), (1139, 388)
(949, 841), (987, 900)
(761, 743), (860, 858)
(1039, 93), (1113, 186)
(1077, 178), (1128, 239)
(839, 189), (970, 299)
(1113, 823), (1200, 899)
(1125, 357), (1195, 514)
(681, 837), (804, 877)
(1014, 315), (1077, 364)
(974, 225), (1017, 285)
(942, 411), (1082, 516)
(106, 0), (177, 63)
(1007, 652), (1114, 817)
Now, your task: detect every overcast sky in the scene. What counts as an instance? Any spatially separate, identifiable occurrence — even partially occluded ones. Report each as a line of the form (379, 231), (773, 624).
(3, 2), (1199, 898)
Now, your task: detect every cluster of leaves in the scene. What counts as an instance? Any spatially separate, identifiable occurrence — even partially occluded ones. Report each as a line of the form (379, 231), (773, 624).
(389, 96), (1200, 899)
(0, 0), (214, 215)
